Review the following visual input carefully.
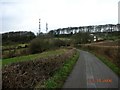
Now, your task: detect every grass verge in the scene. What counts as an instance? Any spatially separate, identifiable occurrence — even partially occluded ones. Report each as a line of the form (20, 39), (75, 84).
(78, 47), (120, 76)
(39, 50), (79, 88)
(2, 49), (67, 66)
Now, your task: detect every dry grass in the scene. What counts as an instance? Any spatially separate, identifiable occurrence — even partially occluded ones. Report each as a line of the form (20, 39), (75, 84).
(81, 44), (120, 68)
(2, 48), (76, 88)
(87, 40), (119, 46)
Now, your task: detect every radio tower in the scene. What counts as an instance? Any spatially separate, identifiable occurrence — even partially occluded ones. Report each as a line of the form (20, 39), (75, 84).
(46, 22), (48, 33)
(39, 19), (41, 34)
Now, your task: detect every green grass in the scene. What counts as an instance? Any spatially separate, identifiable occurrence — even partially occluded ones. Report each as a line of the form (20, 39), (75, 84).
(39, 50), (79, 88)
(2, 49), (67, 66)
(0, 60), (2, 67)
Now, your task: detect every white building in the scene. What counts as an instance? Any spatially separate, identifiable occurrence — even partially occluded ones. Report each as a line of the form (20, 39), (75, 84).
(118, 1), (120, 24)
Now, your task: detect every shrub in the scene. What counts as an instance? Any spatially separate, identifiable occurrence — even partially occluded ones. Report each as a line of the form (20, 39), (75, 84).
(19, 48), (29, 56)
(53, 39), (66, 47)
(29, 38), (71, 54)
(29, 38), (52, 54)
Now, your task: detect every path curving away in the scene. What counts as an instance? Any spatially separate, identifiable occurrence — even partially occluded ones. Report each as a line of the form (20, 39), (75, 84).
(63, 50), (119, 88)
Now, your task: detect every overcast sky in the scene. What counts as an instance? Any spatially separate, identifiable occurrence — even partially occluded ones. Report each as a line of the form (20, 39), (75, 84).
(0, 0), (120, 34)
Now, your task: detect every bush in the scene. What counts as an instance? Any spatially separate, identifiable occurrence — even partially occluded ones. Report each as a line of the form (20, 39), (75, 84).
(53, 39), (66, 47)
(19, 48), (29, 56)
(29, 38), (52, 54)
(29, 38), (70, 54)
(72, 32), (93, 45)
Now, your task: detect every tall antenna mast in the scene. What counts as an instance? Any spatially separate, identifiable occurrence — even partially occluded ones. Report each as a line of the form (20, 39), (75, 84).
(46, 22), (48, 33)
(39, 19), (41, 34)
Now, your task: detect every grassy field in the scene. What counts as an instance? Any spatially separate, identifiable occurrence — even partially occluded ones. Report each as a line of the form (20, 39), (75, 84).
(2, 48), (67, 66)
(88, 40), (119, 46)
(2, 43), (28, 50)
(2, 43), (29, 59)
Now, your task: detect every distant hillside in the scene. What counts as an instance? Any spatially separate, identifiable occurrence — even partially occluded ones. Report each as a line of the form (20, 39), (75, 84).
(2, 31), (36, 45)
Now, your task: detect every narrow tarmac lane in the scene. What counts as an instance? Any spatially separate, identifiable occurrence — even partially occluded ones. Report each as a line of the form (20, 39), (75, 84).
(63, 50), (119, 88)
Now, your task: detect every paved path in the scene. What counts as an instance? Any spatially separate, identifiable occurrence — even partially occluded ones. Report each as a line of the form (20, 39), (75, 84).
(63, 50), (119, 88)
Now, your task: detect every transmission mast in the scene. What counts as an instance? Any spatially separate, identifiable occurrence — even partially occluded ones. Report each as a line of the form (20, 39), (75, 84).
(46, 22), (48, 33)
(39, 19), (41, 34)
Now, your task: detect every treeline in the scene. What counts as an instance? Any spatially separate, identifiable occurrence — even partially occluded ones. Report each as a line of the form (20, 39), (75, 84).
(2, 31), (36, 45)
(48, 24), (120, 35)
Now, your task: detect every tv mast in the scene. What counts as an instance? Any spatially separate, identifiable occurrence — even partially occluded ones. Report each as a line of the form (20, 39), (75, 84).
(39, 19), (41, 34)
(46, 22), (48, 33)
